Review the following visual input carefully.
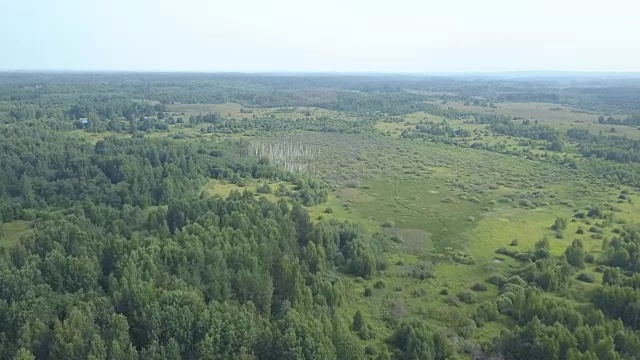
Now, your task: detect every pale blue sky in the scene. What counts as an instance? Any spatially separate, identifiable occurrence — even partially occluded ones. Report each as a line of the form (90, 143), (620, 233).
(1, 0), (638, 72)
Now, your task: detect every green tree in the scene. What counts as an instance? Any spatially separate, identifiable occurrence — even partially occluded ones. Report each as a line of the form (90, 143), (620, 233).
(565, 239), (586, 268)
(13, 348), (35, 360)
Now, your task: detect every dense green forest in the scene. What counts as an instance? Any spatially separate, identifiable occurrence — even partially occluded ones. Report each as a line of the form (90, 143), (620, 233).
(2, 73), (640, 359)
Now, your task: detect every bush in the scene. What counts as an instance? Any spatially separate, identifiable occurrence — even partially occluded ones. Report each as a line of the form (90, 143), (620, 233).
(448, 250), (476, 265)
(551, 217), (568, 231)
(471, 282), (488, 292)
(374, 280), (386, 289)
(458, 318), (477, 338)
(446, 295), (461, 306)
(409, 263), (433, 280)
(585, 253), (595, 263)
(507, 276), (527, 287)
(256, 183), (272, 194)
(344, 180), (360, 188)
(364, 345), (377, 356)
(440, 289), (449, 296)
(509, 239), (519, 246)
(363, 288), (373, 297)
(324, 207), (333, 213)
(577, 273), (595, 283)
(456, 290), (477, 304)
(576, 228), (584, 234)
(412, 288), (427, 297)
(474, 302), (499, 327)
(589, 226), (602, 233)
(381, 220), (395, 228)
(487, 274), (508, 287)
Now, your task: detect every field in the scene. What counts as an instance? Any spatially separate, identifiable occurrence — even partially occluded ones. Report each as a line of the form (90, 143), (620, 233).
(3, 73), (640, 359)
(265, 128), (629, 343)
(34, 98), (640, 350)
(443, 100), (640, 139)
(70, 98), (638, 349)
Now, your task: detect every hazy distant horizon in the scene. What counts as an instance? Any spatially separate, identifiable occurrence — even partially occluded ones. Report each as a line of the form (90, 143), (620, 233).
(3, 70), (640, 78)
(2, 0), (638, 73)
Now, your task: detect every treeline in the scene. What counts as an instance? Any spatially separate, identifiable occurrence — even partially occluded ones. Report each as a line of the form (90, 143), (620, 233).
(597, 115), (640, 127)
(0, 191), (388, 359)
(401, 121), (470, 139)
(0, 73), (620, 122)
(464, 114), (564, 151)
(0, 125), (326, 221)
(483, 236), (640, 359)
(594, 227), (640, 330)
(191, 113), (374, 135)
(567, 128), (640, 164)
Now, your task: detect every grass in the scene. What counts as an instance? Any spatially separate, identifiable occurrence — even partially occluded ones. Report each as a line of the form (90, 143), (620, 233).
(202, 179), (288, 203)
(250, 125), (623, 351)
(0, 220), (32, 248)
(58, 100), (640, 354)
(168, 102), (246, 118)
(442, 101), (640, 139)
(443, 101), (602, 124)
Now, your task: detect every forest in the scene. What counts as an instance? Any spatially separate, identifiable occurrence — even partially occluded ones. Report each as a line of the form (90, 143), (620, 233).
(2, 72), (640, 359)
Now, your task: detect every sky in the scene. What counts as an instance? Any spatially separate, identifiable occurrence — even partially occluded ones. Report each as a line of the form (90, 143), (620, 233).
(1, 0), (638, 72)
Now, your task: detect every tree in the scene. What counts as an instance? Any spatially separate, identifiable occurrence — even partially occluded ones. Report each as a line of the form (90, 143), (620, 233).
(14, 348), (35, 360)
(105, 314), (138, 360)
(565, 239), (586, 268)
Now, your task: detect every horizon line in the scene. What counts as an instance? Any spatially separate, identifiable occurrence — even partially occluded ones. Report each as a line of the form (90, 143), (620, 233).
(2, 69), (640, 78)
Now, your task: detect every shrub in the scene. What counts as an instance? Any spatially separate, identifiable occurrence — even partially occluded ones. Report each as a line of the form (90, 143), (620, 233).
(448, 250), (476, 265)
(344, 180), (360, 188)
(256, 183), (272, 194)
(589, 226), (602, 233)
(412, 288), (426, 297)
(374, 280), (386, 289)
(440, 289), (449, 296)
(487, 274), (508, 287)
(381, 220), (395, 228)
(456, 290), (477, 304)
(324, 207), (333, 213)
(509, 239), (519, 246)
(585, 253), (595, 263)
(458, 318), (478, 338)
(551, 217), (568, 231)
(409, 263), (433, 280)
(577, 273), (595, 283)
(474, 302), (499, 327)
(507, 276), (527, 287)
(471, 282), (488, 292)
(446, 295), (461, 306)
(576, 228), (584, 234)
(364, 345), (377, 356)
(363, 288), (373, 297)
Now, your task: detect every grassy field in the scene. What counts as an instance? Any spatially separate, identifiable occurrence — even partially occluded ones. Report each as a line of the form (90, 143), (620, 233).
(201, 179), (293, 203)
(52, 99), (640, 356)
(442, 101), (640, 139)
(246, 126), (628, 349)
(0, 220), (32, 248)
(168, 102), (246, 118)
